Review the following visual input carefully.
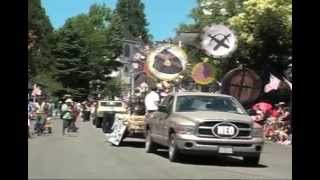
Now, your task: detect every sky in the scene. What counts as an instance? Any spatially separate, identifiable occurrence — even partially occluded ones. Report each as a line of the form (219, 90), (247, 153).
(41, 0), (197, 41)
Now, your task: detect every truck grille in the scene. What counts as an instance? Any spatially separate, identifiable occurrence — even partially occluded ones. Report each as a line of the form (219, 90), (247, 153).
(197, 121), (252, 139)
(196, 142), (252, 147)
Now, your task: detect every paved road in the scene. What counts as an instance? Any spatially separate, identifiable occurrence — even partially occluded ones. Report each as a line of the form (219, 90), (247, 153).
(28, 118), (292, 179)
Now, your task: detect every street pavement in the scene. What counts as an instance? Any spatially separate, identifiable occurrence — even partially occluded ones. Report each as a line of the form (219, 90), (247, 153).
(28, 118), (292, 179)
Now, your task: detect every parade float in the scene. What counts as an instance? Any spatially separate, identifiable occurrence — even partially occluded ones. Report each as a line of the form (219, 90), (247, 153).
(108, 43), (189, 146)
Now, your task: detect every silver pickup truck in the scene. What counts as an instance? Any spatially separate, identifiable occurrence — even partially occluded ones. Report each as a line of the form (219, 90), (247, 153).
(144, 92), (264, 164)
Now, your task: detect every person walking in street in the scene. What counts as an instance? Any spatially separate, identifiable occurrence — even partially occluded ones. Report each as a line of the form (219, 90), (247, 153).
(61, 98), (74, 135)
(28, 101), (33, 138)
(90, 101), (97, 124)
(69, 101), (80, 132)
(82, 101), (91, 122)
(144, 86), (160, 116)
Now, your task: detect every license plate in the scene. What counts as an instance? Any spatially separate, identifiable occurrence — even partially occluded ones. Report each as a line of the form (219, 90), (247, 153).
(218, 147), (233, 154)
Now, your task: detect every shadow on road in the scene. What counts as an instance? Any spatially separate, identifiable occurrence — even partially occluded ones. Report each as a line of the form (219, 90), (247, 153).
(64, 134), (79, 137)
(117, 141), (145, 148)
(153, 149), (268, 168)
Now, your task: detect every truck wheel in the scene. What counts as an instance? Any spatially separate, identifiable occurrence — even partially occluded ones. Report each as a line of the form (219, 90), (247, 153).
(96, 117), (102, 128)
(168, 133), (180, 162)
(101, 119), (107, 132)
(92, 117), (96, 125)
(145, 130), (157, 153)
(243, 155), (260, 166)
(48, 127), (52, 134)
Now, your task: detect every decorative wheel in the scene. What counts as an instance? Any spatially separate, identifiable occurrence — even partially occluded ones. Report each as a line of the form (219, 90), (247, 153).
(146, 44), (187, 81)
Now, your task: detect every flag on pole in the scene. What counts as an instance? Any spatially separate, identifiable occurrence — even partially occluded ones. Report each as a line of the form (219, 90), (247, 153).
(264, 73), (281, 93)
(32, 84), (42, 96)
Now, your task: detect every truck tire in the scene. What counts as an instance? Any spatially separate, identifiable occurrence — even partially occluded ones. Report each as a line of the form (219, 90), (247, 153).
(243, 155), (260, 166)
(48, 127), (52, 134)
(145, 130), (157, 153)
(96, 117), (102, 128)
(168, 133), (181, 162)
(102, 120), (108, 133)
(92, 117), (96, 125)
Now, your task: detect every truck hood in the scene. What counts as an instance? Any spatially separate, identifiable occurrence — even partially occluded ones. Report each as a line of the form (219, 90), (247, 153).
(173, 111), (252, 124)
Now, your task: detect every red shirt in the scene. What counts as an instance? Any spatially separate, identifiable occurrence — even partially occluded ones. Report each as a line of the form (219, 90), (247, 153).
(271, 109), (281, 118)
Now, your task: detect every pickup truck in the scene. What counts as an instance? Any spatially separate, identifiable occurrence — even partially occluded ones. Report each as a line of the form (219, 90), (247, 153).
(95, 100), (126, 133)
(144, 92), (264, 165)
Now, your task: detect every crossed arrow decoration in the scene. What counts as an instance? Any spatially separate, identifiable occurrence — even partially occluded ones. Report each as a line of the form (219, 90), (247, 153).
(208, 33), (231, 51)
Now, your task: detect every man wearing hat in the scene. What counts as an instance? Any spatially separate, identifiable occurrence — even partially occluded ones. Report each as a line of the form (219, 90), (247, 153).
(61, 98), (74, 135)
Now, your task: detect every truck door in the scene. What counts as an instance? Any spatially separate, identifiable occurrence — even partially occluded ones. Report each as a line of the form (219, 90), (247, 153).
(158, 96), (174, 145)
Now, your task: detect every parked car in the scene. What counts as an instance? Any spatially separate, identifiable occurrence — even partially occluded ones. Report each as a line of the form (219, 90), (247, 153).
(144, 92), (264, 165)
(95, 100), (126, 132)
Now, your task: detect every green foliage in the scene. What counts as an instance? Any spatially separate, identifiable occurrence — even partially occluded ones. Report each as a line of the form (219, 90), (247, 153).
(103, 78), (122, 99)
(52, 3), (121, 100)
(228, 0), (292, 70)
(177, 0), (292, 79)
(106, 0), (150, 58)
(28, 0), (55, 77)
(33, 71), (64, 97)
(190, 0), (245, 29)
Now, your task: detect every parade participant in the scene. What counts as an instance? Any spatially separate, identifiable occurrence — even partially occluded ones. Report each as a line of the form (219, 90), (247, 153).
(83, 101), (91, 122)
(28, 101), (32, 138)
(69, 101), (79, 132)
(144, 86), (160, 115)
(90, 101), (97, 122)
(61, 98), (74, 135)
(34, 98), (49, 135)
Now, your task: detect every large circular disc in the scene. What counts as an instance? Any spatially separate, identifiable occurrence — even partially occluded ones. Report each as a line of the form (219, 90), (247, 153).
(221, 67), (262, 105)
(200, 24), (237, 58)
(146, 44), (188, 81)
(191, 63), (215, 85)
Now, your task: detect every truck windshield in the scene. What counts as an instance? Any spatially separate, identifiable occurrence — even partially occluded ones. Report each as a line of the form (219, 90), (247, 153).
(175, 95), (246, 114)
(100, 102), (122, 107)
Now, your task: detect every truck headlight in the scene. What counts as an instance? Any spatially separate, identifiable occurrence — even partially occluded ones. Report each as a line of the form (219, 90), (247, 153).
(175, 125), (195, 135)
(252, 128), (264, 138)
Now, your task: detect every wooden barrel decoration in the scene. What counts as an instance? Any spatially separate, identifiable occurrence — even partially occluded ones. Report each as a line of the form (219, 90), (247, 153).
(221, 67), (262, 105)
(191, 62), (215, 85)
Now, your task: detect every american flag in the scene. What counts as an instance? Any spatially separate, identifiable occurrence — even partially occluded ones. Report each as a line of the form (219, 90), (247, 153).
(264, 73), (281, 93)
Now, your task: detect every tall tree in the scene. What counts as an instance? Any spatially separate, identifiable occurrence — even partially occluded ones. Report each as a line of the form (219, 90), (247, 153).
(106, 0), (150, 58)
(52, 4), (121, 100)
(28, 0), (54, 77)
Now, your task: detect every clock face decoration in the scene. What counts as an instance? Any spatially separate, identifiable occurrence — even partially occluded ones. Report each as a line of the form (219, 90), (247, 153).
(200, 24), (237, 58)
(191, 63), (215, 85)
(147, 44), (187, 81)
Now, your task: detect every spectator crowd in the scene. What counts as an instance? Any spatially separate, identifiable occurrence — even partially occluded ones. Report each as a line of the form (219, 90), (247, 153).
(250, 101), (292, 145)
(28, 95), (100, 137)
